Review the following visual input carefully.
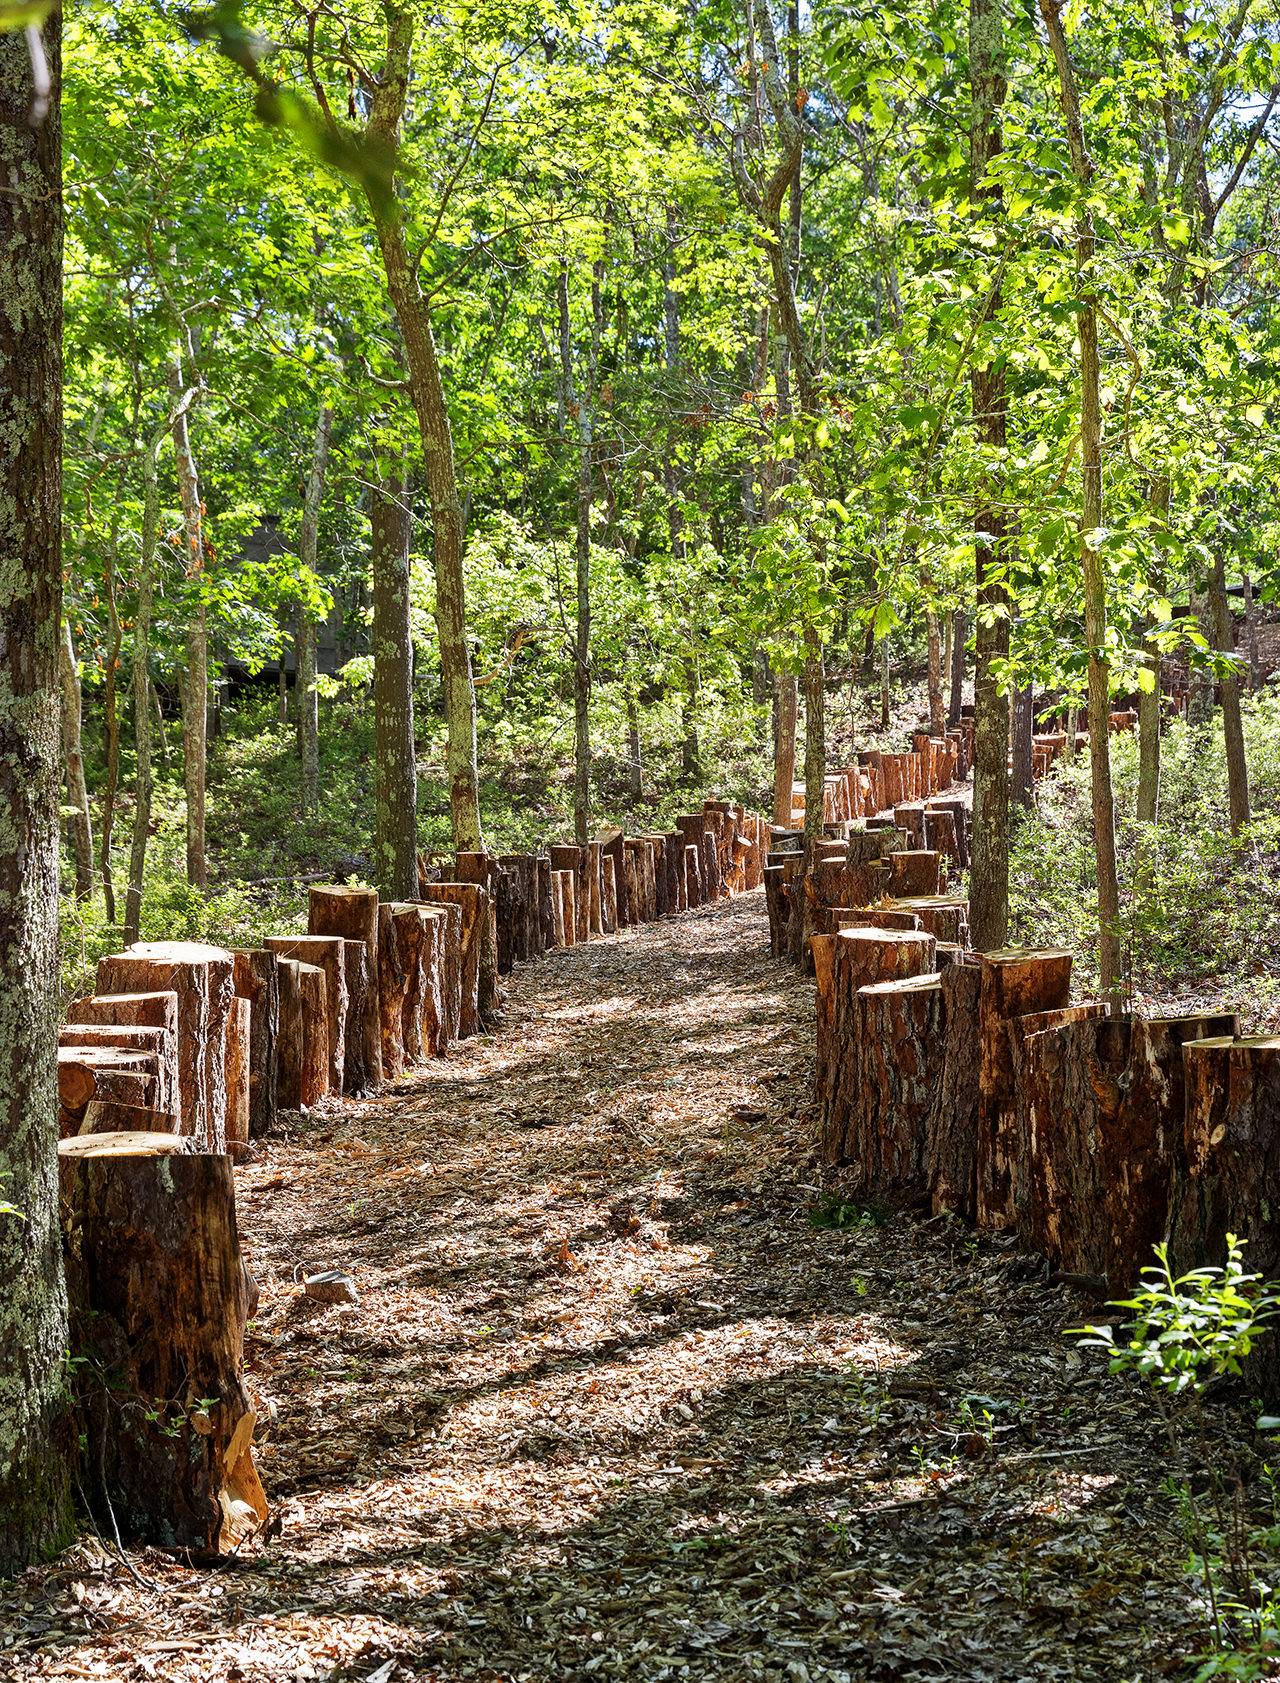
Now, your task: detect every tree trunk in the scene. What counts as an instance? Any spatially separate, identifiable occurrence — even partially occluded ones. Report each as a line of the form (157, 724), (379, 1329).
(878, 634), (890, 730)
(948, 607), (966, 727)
(231, 949), (279, 1139)
(264, 935), (347, 1094)
(296, 402), (333, 820)
(1011, 683), (1034, 809)
(371, 473), (418, 899)
(1208, 552), (1250, 833)
(772, 673), (798, 826)
(626, 695), (643, 801)
(124, 419), (169, 946)
(59, 616), (94, 900)
(99, 483), (125, 923)
(968, 0), (1010, 953)
(926, 609), (945, 739)
(802, 629), (826, 844)
(1039, 0), (1121, 1001)
(0, 14), (73, 1570)
(308, 885), (382, 1092)
(366, 15), (482, 857)
(168, 359), (207, 892)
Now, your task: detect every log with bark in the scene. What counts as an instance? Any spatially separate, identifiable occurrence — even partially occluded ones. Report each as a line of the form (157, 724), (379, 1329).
(224, 996), (251, 1160)
(231, 949), (280, 1139)
(454, 851), (501, 1020)
(664, 831), (686, 913)
(307, 885), (382, 1092)
(417, 897), (463, 1044)
(599, 830), (630, 927)
(974, 949), (1074, 1231)
(1014, 1010), (1234, 1290)
(925, 957), (982, 1219)
(845, 973), (944, 1205)
(890, 896), (970, 946)
(79, 1099), (179, 1137)
(601, 853), (618, 934)
(820, 928), (938, 1164)
(58, 1023), (176, 1118)
(684, 843), (703, 909)
(585, 841), (604, 936)
(63, 1143), (267, 1552)
(58, 1049), (159, 1136)
(887, 850), (942, 898)
(264, 935), (347, 1094)
(337, 938), (378, 1094)
(418, 883), (483, 1036)
(276, 958), (329, 1110)
(376, 901), (426, 1078)
(95, 943), (235, 1150)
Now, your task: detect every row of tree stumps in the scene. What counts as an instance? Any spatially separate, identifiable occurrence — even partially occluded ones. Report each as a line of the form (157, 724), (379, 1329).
(773, 716), (1280, 1398)
(53, 797), (767, 1556)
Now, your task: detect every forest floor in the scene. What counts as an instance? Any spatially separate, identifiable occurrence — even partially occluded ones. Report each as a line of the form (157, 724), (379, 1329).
(5, 893), (1210, 1682)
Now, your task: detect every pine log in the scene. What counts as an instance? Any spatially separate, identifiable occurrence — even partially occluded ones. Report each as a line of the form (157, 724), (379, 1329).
(893, 802), (926, 848)
(230, 950), (280, 1138)
(58, 1049), (159, 1132)
(497, 853), (536, 966)
(820, 928), (938, 1164)
(974, 949), (1074, 1231)
(264, 935), (348, 1094)
(665, 832), (686, 913)
(891, 896), (969, 946)
(702, 830), (723, 902)
(416, 905), (450, 1057)
(888, 850), (942, 898)
(621, 847), (640, 926)
(377, 902), (426, 1078)
(1014, 1010), (1234, 1289)
(847, 973), (945, 1204)
(601, 853), (618, 934)
(586, 841), (604, 936)
(79, 1099), (180, 1137)
(307, 886), (382, 1091)
(276, 958), (329, 1110)
(337, 939), (378, 1093)
(922, 808), (960, 869)
(418, 884), (482, 1036)
(59, 1024), (176, 1118)
(536, 854), (555, 952)
(414, 898), (462, 1046)
(684, 843), (703, 908)
(455, 851), (501, 1019)
(831, 909), (922, 934)
(925, 957), (981, 1218)
(599, 831), (630, 927)
(94, 944), (234, 1150)
(643, 834), (669, 917)
(551, 846), (590, 942)
(926, 797), (969, 868)
(66, 992), (179, 1112)
(225, 997), (251, 1159)
(63, 1145), (267, 1552)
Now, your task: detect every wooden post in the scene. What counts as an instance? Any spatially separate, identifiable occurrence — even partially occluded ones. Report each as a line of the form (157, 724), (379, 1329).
(63, 1144), (267, 1552)
(308, 886), (382, 1091)
(848, 973), (945, 1205)
(263, 935), (347, 1095)
(225, 997), (251, 1160)
(276, 958), (329, 1110)
(418, 884), (483, 1037)
(601, 854), (618, 934)
(455, 851), (500, 1018)
(230, 951), (279, 1138)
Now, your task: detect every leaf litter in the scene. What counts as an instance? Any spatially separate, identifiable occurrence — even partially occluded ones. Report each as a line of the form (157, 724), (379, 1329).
(0, 894), (1215, 1679)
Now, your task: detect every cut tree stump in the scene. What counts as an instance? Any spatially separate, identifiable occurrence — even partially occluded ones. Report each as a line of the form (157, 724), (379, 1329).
(377, 902), (426, 1078)
(974, 949), (1073, 1231)
(820, 928), (937, 1164)
(95, 943), (235, 1151)
(585, 841), (604, 936)
(79, 1100), (179, 1137)
(926, 957), (982, 1219)
(58, 1024), (176, 1118)
(58, 1049), (159, 1135)
(685, 843), (703, 908)
(847, 973), (945, 1206)
(601, 854), (618, 934)
(276, 959), (328, 1109)
(416, 898), (463, 1044)
(1014, 1010), (1234, 1290)
(599, 831), (630, 927)
(63, 1143), (267, 1552)
(338, 938), (379, 1094)
(665, 831), (686, 913)
(415, 905), (450, 1057)
(308, 886), (381, 1092)
(225, 996), (251, 1160)
(891, 896), (969, 946)
(231, 949), (280, 1139)
(455, 852), (501, 1021)
(418, 884), (482, 1036)
(550, 845), (590, 943)
(264, 935), (347, 1094)
(887, 850), (941, 898)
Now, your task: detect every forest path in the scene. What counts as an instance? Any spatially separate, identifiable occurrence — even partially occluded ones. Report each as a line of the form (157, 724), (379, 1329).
(8, 893), (1199, 1681)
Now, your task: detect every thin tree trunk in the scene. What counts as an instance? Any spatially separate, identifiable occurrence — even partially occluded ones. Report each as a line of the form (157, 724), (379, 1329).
(626, 693), (643, 801)
(0, 15), (73, 1570)
(1011, 683), (1034, 809)
(1209, 553), (1250, 833)
(59, 617), (94, 900)
(99, 486), (125, 923)
(558, 252), (601, 849)
(773, 673), (798, 826)
(1137, 477), (1169, 824)
(367, 12), (482, 854)
(276, 645), (288, 723)
(296, 402), (333, 819)
(1040, 0), (1122, 1003)
(948, 607), (966, 727)
(168, 358), (206, 891)
(926, 609), (945, 737)
(664, 206), (701, 787)
(803, 629), (826, 842)
(371, 473), (418, 900)
(1243, 570), (1261, 688)
(879, 635), (891, 730)
(968, 0), (1010, 951)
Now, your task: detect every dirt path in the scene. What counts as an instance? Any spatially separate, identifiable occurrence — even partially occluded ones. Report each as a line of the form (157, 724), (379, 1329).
(5, 893), (1201, 1681)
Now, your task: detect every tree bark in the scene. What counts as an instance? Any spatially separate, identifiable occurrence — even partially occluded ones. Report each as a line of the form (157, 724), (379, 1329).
(0, 13), (73, 1569)
(968, 0), (1011, 953)
(772, 673), (798, 826)
(948, 607), (966, 727)
(371, 473), (419, 899)
(168, 357), (207, 892)
(1011, 683), (1034, 809)
(1208, 552), (1250, 833)
(59, 616), (93, 900)
(99, 478), (126, 922)
(926, 609), (945, 739)
(296, 401), (333, 820)
(1039, 0), (1122, 1003)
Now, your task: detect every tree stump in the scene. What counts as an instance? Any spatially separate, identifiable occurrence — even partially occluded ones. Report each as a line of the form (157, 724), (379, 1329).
(974, 949), (1073, 1231)
(536, 854), (555, 952)
(231, 949), (280, 1139)
(887, 850), (941, 898)
(417, 898), (463, 1044)
(66, 991), (180, 1116)
(621, 848), (640, 926)
(601, 854), (618, 934)
(1014, 1010), (1234, 1290)
(820, 928), (937, 1164)
(225, 997), (251, 1160)
(455, 851), (501, 1019)
(63, 1144), (267, 1553)
(684, 843), (703, 908)
(308, 886), (381, 1091)
(80, 1099), (179, 1137)
(264, 935), (348, 1094)
(665, 831), (687, 911)
(58, 1050), (159, 1136)
(337, 939), (378, 1094)
(276, 959), (329, 1109)
(599, 831), (630, 927)
(891, 896), (969, 946)
(59, 1024), (176, 1118)
(701, 831), (722, 902)
(585, 841), (604, 935)
(847, 973), (945, 1204)
(95, 944), (235, 1151)
(643, 834), (669, 917)
(377, 902), (427, 1078)
(418, 884), (483, 1036)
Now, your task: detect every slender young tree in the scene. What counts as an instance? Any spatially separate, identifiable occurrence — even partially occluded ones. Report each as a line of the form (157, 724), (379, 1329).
(296, 400), (333, 819)
(1039, 0), (1122, 1001)
(371, 472), (419, 900)
(168, 352), (207, 889)
(59, 617), (93, 899)
(0, 10), (73, 1572)
(968, 0), (1010, 950)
